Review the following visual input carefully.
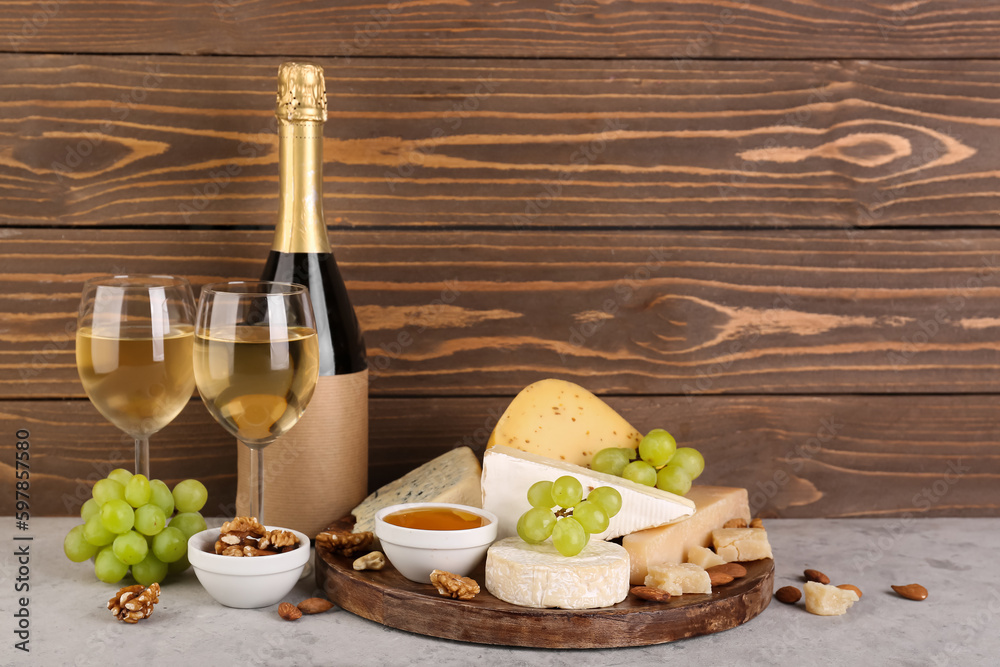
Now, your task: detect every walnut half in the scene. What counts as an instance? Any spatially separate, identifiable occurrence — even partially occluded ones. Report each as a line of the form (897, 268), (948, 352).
(108, 583), (160, 624)
(352, 551), (386, 571)
(316, 529), (374, 557)
(430, 570), (480, 600)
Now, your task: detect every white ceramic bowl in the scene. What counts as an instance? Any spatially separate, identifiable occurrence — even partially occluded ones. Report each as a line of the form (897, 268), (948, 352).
(187, 526), (310, 608)
(374, 503), (498, 583)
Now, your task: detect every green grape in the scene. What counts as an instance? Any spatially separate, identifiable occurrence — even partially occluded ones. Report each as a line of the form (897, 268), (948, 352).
(670, 447), (705, 480)
(124, 474), (152, 508)
(622, 460), (657, 487)
(107, 468), (133, 486)
(551, 517), (587, 557)
(83, 514), (117, 546)
(587, 486), (622, 518)
(94, 546), (129, 583)
(92, 479), (125, 506)
(169, 512), (207, 539)
(132, 552), (168, 586)
(100, 499), (135, 534)
(516, 507), (557, 544)
(152, 526), (187, 563)
(172, 479), (208, 513)
(572, 500), (609, 534)
(64, 524), (99, 562)
(148, 479), (175, 515)
(638, 429), (677, 468)
(550, 476), (583, 509)
(656, 464), (692, 496)
(590, 447), (633, 477)
(526, 480), (555, 509)
(134, 504), (167, 536)
(166, 552), (191, 575)
(80, 497), (101, 522)
(113, 530), (149, 565)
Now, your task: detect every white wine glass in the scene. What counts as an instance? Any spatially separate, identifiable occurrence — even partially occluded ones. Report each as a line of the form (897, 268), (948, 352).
(192, 281), (319, 524)
(76, 275), (197, 479)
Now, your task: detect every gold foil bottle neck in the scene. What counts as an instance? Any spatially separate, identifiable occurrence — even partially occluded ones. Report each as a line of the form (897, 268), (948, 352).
(276, 61), (327, 123)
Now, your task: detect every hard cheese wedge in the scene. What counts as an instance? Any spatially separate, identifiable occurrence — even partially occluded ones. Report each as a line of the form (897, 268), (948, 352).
(486, 536), (630, 609)
(482, 444), (694, 541)
(622, 485), (750, 585)
(487, 378), (642, 467)
(351, 447), (482, 533)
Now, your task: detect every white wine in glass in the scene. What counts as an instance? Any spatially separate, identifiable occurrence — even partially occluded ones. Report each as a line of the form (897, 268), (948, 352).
(76, 275), (197, 479)
(193, 281), (319, 524)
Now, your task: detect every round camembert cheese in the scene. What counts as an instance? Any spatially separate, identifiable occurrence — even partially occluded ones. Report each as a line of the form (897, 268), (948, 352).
(485, 537), (630, 609)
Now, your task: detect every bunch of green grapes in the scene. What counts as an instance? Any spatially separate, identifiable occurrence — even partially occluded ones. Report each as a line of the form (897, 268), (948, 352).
(591, 429), (705, 496)
(63, 470), (209, 586)
(516, 476), (623, 557)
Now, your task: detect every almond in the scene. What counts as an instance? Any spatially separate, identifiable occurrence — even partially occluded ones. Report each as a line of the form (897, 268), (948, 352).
(709, 571), (734, 586)
(706, 562), (747, 579)
(278, 602), (302, 621)
(297, 597), (334, 614)
(630, 586), (671, 602)
(775, 585), (802, 604)
(804, 568), (830, 585)
(892, 583), (928, 601)
(837, 584), (863, 599)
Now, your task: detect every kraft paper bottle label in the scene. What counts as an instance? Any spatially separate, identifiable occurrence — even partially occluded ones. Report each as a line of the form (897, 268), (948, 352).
(237, 369), (368, 537)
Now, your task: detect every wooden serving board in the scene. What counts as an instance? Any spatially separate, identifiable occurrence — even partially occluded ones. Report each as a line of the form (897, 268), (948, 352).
(315, 527), (774, 648)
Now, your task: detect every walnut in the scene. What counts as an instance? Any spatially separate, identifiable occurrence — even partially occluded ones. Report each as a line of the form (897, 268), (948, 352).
(352, 551), (386, 571)
(220, 533), (242, 546)
(316, 529), (373, 557)
(259, 529), (299, 551)
(222, 545), (244, 557)
(430, 569), (479, 600)
(243, 545), (279, 557)
(220, 516), (266, 538)
(723, 518), (748, 529)
(108, 583), (159, 624)
(749, 517), (764, 529)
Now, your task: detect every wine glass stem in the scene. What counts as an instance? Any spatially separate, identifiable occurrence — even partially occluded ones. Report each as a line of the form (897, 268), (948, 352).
(135, 436), (150, 479)
(249, 445), (264, 524)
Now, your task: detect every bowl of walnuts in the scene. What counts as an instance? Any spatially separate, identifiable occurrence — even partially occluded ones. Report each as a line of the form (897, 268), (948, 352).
(187, 517), (310, 608)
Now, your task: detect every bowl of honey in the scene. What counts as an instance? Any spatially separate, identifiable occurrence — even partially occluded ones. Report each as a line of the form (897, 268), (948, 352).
(374, 503), (498, 583)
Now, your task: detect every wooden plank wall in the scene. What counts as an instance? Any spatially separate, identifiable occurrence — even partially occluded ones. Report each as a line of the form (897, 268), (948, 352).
(1, 1), (998, 518)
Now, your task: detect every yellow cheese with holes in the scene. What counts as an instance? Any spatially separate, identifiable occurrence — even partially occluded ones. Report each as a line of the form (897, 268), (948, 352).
(487, 379), (642, 466)
(622, 486), (750, 585)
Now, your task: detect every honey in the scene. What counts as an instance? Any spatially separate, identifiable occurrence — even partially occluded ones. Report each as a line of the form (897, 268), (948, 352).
(383, 507), (489, 531)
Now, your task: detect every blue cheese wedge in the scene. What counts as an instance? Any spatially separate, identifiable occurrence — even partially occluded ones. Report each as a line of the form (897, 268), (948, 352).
(351, 447), (482, 533)
(486, 537), (630, 609)
(482, 445), (695, 541)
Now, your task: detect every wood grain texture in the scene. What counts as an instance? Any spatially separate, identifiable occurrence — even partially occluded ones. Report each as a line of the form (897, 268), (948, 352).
(5, 55), (1000, 229)
(316, 540), (773, 648)
(5, 228), (1000, 397)
(1, 1), (999, 59)
(3, 395), (997, 517)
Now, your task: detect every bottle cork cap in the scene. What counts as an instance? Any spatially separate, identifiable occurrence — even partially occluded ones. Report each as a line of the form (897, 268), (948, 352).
(275, 61), (327, 123)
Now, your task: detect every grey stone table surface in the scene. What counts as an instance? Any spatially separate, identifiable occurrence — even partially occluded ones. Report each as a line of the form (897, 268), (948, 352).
(3, 517), (997, 667)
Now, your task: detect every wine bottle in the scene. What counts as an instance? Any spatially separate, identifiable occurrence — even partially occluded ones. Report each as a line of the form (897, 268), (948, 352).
(236, 61), (369, 536)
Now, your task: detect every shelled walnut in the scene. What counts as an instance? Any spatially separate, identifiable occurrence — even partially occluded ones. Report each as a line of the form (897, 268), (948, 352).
(430, 569), (479, 600)
(316, 528), (374, 557)
(214, 517), (298, 557)
(108, 583), (160, 624)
